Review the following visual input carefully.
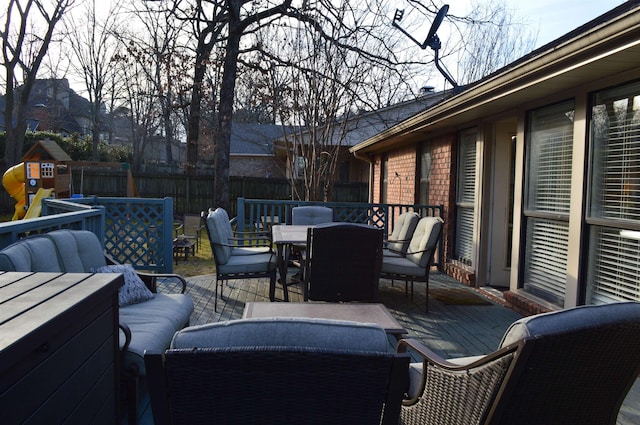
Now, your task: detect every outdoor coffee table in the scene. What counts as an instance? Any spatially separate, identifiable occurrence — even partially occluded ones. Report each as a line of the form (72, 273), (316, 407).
(243, 302), (407, 339)
(173, 237), (196, 263)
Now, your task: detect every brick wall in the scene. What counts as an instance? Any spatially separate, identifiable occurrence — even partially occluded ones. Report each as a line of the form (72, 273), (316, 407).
(230, 157), (286, 178)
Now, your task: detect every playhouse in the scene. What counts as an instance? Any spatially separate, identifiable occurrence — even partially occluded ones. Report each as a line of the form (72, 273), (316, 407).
(2, 139), (72, 219)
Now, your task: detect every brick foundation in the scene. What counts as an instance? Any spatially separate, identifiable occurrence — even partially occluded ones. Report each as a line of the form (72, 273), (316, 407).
(503, 291), (553, 317)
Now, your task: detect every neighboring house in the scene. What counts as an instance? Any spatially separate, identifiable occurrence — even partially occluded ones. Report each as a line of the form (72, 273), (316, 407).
(350, 2), (640, 315)
(0, 79), (92, 136)
(274, 89), (448, 183)
(229, 123), (289, 179)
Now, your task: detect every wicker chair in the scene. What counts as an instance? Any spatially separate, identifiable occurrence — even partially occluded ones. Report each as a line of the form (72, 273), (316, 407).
(204, 207), (276, 311)
(397, 302), (640, 425)
(303, 222), (383, 302)
(145, 317), (409, 425)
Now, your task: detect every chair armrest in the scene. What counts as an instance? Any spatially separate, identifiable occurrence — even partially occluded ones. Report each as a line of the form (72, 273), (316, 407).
(105, 253), (188, 293)
(396, 338), (518, 424)
(119, 322), (132, 354)
(137, 271), (188, 294)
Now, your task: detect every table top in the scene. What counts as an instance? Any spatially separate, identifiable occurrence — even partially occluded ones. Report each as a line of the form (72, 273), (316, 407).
(0, 272), (122, 354)
(271, 225), (312, 245)
(243, 302), (407, 336)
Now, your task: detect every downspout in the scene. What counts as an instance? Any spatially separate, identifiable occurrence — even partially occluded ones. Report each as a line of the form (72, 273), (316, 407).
(353, 150), (375, 203)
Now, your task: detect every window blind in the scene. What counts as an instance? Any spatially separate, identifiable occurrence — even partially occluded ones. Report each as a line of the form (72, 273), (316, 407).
(455, 130), (477, 265)
(522, 100), (574, 305)
(586, 81), (640, 304)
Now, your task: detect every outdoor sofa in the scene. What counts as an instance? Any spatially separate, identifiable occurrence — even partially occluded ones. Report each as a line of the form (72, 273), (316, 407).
(0, 229), (194, 424)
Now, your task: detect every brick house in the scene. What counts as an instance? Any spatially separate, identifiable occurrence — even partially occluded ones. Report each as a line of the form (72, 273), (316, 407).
(350, 2), (640, 315)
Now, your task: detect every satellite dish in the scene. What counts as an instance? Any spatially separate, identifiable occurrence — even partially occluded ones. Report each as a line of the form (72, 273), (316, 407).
(425, 5), (449, 48)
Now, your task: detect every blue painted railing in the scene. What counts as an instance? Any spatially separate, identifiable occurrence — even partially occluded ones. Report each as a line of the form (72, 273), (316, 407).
(235, 198), (444, 267)
(0, 201), (105, 249)
(1, 196), (174, 273)
(49, 196), (175, 273)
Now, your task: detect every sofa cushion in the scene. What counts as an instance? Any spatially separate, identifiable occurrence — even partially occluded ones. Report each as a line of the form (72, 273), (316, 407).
(0, 237), (63, 272)
(119, 293), (194, 375)
(94, 264), (154, 306)
(45, 229), (107, 272)
(499, 301), (640, 348)
(171, 317), (389, 353)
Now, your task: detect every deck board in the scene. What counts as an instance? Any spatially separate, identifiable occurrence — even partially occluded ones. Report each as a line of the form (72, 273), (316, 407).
(135, 270), (639, 425)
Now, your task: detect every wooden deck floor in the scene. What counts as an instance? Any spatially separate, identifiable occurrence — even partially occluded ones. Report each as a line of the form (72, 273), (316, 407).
(135, 271), (639, 425)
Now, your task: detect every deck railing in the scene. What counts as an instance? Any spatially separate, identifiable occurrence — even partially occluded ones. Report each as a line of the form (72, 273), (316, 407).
(0, 201), (105, 249)
(1, 196), (174, 273)
(235, 198), (444, 268)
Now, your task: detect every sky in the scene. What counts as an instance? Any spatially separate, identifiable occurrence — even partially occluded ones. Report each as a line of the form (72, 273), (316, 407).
(444, 0), (628, 48)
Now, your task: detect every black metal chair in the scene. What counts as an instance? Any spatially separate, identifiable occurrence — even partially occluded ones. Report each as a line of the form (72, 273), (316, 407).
(204, 207), (276, 311)
(303, 222), (383, 302)
(380, 216), (443, 312)
(397, 302), (640, 425)
(145, 317), (409, 425)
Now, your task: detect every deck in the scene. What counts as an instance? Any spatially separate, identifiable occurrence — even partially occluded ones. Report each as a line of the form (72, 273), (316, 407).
(135, 271), (640, 424)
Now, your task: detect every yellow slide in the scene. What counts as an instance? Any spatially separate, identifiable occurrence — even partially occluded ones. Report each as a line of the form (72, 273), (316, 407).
(2, 163), (26, 220)
(24, 188), (53, 219)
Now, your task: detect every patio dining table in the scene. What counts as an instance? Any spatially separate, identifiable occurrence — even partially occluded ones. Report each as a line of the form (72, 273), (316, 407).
(270, 224), (312, 301)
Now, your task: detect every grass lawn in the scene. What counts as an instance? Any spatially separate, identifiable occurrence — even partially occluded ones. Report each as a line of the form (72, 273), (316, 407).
(172, 238), (216, 277)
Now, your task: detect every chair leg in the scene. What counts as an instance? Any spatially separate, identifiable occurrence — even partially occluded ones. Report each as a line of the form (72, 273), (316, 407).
(214, 278), (219, 312)
(126, 374), (138, 425)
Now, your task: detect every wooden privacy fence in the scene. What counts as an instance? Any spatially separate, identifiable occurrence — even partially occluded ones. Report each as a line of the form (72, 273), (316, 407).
(9, 170), (366, 217)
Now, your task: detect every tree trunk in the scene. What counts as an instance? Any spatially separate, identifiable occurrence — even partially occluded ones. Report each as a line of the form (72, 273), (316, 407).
(213, 10), (242, 211)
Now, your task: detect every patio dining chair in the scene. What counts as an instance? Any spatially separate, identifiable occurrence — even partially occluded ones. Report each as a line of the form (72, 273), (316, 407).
(303, 222), (383, 302)
(397, 301), (640, 425)
(205, 207), (277, 311)
(384, 211), (420, 257)
(145, 317), (409, 425)
(380, 216), (443, 312)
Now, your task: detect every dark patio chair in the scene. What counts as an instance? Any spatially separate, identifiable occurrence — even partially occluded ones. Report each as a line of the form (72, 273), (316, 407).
(380, 216), (443, 312)
(303, 222), (383, 302)
(205, 207), (277, 311)
(145, 317), (409, 425)
(397, 301), (640, 425)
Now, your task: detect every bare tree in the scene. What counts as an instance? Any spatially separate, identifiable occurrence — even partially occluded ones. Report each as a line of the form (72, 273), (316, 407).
(65, 0), (122, 161)
(455, 0), (537, 84)
(1, 0), (73, 168)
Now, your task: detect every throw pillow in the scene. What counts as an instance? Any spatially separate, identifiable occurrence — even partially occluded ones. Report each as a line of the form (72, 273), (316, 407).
(93, 264), (154, 306)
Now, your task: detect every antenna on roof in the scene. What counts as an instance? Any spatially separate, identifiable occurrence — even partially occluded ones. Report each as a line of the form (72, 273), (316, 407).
(392, 4), (460, 92)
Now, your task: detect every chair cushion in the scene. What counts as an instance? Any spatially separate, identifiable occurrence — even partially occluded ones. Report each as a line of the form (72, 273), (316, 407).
(499, 301), (640, 348)
(291, 206), (333, 225)
(206, 209), (232, 264)
(45, 229), (108, 272)
(381, 255), (425, 277)
(406, 217), (443, 267)
(217, 252), (276, 274)
(387, 212), (420, 254)
(171, 317), (389, 353)
(94, 264), (155, 306)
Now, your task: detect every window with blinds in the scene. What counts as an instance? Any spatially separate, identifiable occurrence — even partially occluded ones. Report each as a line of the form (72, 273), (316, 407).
(523, 100), (574, 305)
(455, 129), (477, 266)
(419, 142), (431, 205)
(586, 81), (640, 304)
